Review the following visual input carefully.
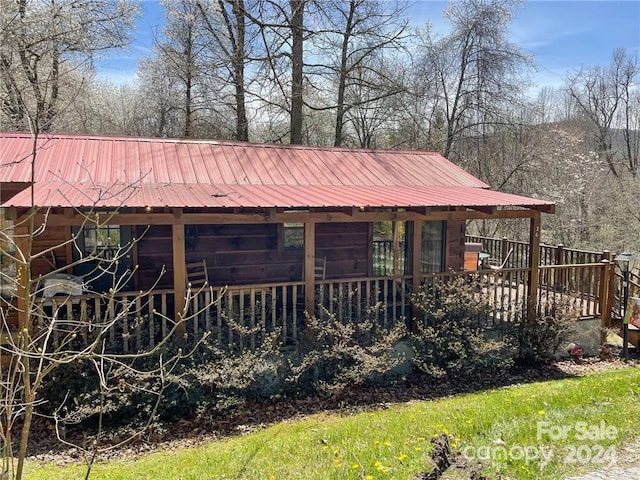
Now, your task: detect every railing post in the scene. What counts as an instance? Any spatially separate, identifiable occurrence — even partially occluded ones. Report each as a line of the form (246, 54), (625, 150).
(527, 213), (541, 320)
(412, 220), (422, 294)
(501, 237), (509, 264)
(14, 223), (31, 333)
(599, 259), (612, 340)
(554, 244), (565, 290)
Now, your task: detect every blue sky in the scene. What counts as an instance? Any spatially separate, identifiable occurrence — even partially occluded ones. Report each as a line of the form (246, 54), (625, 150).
(95, 0), (640, 90)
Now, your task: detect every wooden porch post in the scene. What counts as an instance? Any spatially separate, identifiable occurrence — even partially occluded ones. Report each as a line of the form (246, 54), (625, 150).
(172, 219), (187, 337)
(304, 222), (316, 315)
(14, 223), (30, 332)
(501, 236), (509, 263)
(411, 220), (422, 293)
(598, 258), (613, 336)
(527, 212), (541, 319)
(392, 221), (400, 276)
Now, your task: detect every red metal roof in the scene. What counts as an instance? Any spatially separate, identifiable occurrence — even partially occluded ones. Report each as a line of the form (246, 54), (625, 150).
(2, 181), (551, 210)
(0, 132), (553, 211)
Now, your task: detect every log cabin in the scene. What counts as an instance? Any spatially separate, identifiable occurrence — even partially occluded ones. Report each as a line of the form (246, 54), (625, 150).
(1, 132), (556, 350)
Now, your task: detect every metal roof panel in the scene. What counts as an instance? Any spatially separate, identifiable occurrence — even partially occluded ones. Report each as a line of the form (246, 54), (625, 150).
(1, 133), (554, 212)
(2, 181), (554, 210)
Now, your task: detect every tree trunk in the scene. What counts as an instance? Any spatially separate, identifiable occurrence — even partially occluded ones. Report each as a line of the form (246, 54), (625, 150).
(232, 0), (249, 141)
(290, 0), (304, 145)
(333, 1), (356, 147)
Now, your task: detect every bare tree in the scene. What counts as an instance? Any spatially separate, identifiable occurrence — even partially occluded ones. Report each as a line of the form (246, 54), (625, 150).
(567, 48), (639, 177)
(308, 0), (408, 147)
(0, 134), (216, 478)
(150, 0), (209, 138)
(0, 0), (138, 132)
(238, 0), (313, 144)
(196, 0), (259, 141)
(413, 0), (531, 160)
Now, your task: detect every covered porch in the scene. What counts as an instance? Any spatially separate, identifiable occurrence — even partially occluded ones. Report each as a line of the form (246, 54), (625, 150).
(0, 133), (564, 354)
(6, 205), (566, 353)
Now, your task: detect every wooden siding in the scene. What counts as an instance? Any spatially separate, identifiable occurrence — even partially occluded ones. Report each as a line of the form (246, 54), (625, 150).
(30, 225), (69, 278)
(13, 217), (466, 290)
(135, 225), (174, 289)
(135, 222), (370, 290)
(317, 222), (369, 279)
(446, 220), (465, 271)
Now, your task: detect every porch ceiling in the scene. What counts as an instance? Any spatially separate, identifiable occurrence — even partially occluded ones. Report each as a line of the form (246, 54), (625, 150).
(1, 180), (554, 212)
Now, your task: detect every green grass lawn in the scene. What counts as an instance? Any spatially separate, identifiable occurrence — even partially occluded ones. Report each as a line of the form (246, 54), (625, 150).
(26, 366), (640, 480)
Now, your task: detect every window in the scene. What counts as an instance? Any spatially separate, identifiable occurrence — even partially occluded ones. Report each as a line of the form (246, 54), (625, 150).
(421, 221), (445, 273)
(373, 221), (407, 276)
(283, 223), (304, 250)
(83, 225), (121, 259)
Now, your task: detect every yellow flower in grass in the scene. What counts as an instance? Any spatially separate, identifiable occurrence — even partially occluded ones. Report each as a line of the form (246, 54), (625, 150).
(383, 440), (391, 446)
(397, 453), (408, 462)
(365, 476), (374, 480)
(374, 461), (389, 473)
(351, 464), (360, 469)
(538, 409), (546, 415)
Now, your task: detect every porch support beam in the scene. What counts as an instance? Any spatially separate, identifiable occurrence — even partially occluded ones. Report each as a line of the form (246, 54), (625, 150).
(411, 220), (422, 293)
(527, 211), (541, 319)
(31, 208), (542, 227)
(468, 205), (497, 215)
(172, 216), (187, 338)
(393, 221), (400, 276)
(14, 223), (30, 332)
(304, 222), (316, 316)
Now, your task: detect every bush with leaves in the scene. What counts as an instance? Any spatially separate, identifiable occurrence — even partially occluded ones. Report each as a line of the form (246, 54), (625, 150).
(410, 275), (515, 378)
(299, 305), (409, 396)
(513, 299), (580, 364)
(166, 331), (297, 419)
(44, 329), (296, 429)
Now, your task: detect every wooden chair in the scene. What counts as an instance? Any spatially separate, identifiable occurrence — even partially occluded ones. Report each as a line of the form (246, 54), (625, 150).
(186, 260), (209, 289)
(314, 256), (326, 280)
(487, 248), (513, 272)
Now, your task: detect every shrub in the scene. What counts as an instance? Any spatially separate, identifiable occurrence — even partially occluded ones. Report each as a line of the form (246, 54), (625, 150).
(299, 306), (408, 396)
(410, 275), (514, 378)
(513, 300), (580, 364)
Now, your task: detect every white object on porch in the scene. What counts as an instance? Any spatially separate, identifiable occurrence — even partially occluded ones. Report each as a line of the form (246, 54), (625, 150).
(41, 274), (85, 297)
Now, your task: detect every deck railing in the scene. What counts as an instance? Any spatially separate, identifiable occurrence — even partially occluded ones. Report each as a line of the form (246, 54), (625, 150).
(415, 269), (531, 324)
(32, 289), (175, 353)
(187, 281), (305, 350)
(538, 263), (607, 318)
(315, 276), (411, 326)
(466, 235), (604, 268)
(19, 261), (615, 353)
(611, 270), (640, 321)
